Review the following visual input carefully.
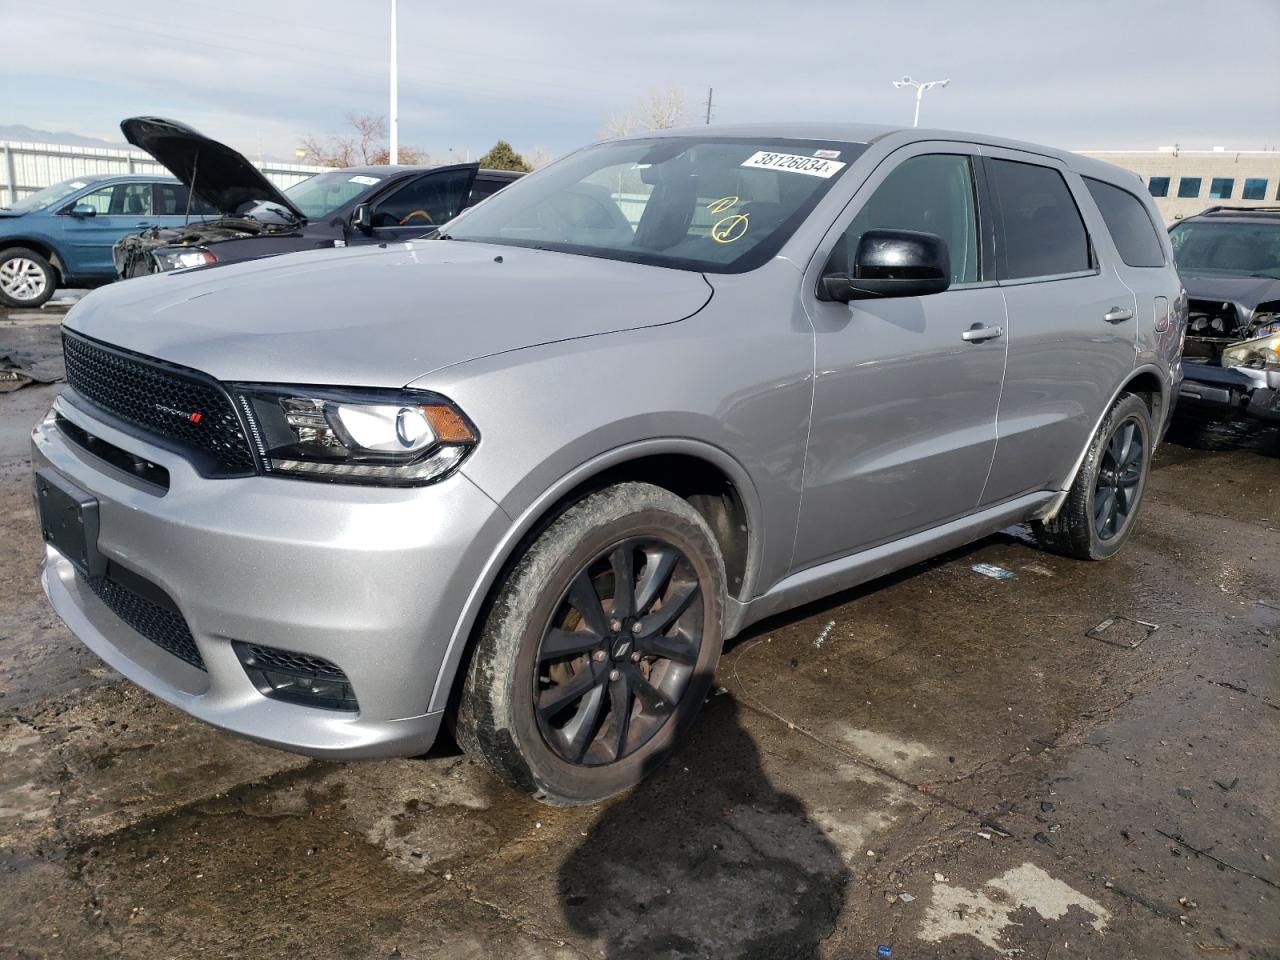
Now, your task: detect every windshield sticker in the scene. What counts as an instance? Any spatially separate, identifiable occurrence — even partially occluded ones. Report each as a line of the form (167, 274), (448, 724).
(740, 151), (845, 179)
(711, 213), (749, 244)
(70, 181), (87, 189)
(348, 175), (381, 186)
(707, 195), (739, 214)
(814, 149), (841, 159)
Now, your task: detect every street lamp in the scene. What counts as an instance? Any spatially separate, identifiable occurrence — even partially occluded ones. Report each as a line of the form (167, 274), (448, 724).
(892, 76), (950, 128)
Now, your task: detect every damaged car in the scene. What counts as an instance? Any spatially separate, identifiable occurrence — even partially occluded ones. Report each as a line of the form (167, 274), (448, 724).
(113, 117), (521, 278)
(1171, 205), (1280, 422)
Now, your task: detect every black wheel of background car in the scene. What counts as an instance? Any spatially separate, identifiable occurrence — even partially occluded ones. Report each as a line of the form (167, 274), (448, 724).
(455, 483), (725, 806)
(0, 247), (56, 309)
(1033, 392), (1154, 561)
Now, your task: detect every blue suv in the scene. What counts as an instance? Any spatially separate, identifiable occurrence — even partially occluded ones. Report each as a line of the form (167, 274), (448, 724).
(0, 176), (217, 308)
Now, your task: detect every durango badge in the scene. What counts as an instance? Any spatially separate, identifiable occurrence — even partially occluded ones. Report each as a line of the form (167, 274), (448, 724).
(154, 403), (203, 424)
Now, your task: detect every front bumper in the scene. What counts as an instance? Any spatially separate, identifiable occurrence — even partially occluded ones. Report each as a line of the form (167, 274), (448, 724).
(32, 396), (509, 759)
(1178, 361), (1280, 422)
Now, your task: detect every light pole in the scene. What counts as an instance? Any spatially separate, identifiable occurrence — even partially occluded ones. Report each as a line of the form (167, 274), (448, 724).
(892, 76), (950, 127)
(388, 0), (399, 164)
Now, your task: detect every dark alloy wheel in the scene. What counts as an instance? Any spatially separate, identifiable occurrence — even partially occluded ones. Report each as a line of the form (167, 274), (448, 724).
(1092, 417), (1144, 541)
(1033, 392), (1153, 560)
(455, 482), (725, 806)
(534, 537), (704, 766)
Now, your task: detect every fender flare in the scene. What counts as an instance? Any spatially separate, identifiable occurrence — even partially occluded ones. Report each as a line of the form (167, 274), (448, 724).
(426, 436), (764, 713)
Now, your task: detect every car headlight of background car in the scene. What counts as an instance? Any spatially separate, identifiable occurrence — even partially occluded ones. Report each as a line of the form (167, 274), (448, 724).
(235, 386), (479, 485)
(153, 247), (218, 272)
(1221, 329), (1280, 370)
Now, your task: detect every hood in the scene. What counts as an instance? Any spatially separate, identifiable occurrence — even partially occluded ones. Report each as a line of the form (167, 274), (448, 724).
(0, 209), (26, 219)
(121, 116), (305, 220)
(64, 241), (713, 387)
(1181, 272), (1280, 310)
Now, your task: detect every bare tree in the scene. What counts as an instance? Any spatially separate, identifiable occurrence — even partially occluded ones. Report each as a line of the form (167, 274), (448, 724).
(299, 113), (428, 167)
(598, 84), (688, 140)
(522, 145), (556, 169)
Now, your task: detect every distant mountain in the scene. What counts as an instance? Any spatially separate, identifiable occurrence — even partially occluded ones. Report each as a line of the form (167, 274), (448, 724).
(0, 125), (128, 148)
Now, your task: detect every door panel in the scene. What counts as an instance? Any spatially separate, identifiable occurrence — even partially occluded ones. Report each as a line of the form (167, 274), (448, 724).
(979, 151), (1137, 503)
(61, 183), (156, 277)
(793, 146), (1007, 570)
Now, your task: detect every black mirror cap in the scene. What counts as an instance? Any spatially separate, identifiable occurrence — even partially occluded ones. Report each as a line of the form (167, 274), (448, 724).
(351, 203), (372, 232)
(821, 228), (951, 302)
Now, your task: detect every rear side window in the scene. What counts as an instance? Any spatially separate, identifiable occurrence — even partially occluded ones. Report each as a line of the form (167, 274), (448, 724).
(987, 159), (1091, 279)
(153, 183), (220, 217)
(1083, 177), (1165, 268)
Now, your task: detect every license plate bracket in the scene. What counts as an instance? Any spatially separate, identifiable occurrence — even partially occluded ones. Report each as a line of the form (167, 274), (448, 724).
(35, 469), (105, 578)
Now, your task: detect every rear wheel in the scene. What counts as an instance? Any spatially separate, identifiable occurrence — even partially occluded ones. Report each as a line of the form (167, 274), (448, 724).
(1033, 393), (1153, 560)
(0, 248), (57, 308)
(455, 483), (725, 806)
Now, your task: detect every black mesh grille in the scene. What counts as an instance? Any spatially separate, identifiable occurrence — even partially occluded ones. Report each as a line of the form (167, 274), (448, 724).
(240, 644), (347, 679)
(84, 574), (205, 671)
(62, 332), (256, 474)
(233, 642), (357, 711)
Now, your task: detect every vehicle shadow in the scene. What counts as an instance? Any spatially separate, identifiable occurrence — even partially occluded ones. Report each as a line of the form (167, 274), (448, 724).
(1163, 412), (1280, 457)
(557, 694), (852, 959)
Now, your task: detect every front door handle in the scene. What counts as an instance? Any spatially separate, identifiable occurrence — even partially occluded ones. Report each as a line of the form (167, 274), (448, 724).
(961, 324), (1004, 343)
(1103, 306), (1134, 323)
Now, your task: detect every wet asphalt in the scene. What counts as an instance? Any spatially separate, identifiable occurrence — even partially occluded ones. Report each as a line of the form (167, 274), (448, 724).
(1, 301), (1277, 959)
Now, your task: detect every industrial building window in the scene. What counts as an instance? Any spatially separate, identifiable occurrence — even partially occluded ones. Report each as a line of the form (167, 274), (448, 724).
(1177, 177), (1202, 198)
(1208, 178), (1234, 200)
(1147, 176), (1170, 197)
(1241, 178), (1268, 201)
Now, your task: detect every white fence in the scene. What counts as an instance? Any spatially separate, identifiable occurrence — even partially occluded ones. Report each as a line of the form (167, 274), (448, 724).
(0, 140), (327, 205)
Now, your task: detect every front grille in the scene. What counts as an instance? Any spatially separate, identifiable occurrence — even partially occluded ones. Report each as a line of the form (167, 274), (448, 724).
(62, 332), (255, 475)
(84, 572), (205, 671)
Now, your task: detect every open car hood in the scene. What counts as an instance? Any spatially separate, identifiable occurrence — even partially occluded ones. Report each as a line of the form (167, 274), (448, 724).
(121, 116), (305, 220)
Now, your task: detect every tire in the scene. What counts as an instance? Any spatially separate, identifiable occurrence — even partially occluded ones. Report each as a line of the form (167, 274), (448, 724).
(0, 247), (57, 308)
(1033, 393), (1153, 560)
(456, 482), (726, 806)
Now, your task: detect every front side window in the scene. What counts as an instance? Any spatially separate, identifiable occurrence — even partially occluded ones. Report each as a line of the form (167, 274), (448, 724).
(72, 183), (151, 216)
(1084, 177), (1165, 268)
(1209, 177), (1234, 200)
(371, 170), (475, 227)
(75, 184), (118, 214)
(988, 159), (1091, 279)
(1169, 221), (1280, 278)
(1177, 177), (1202, 198)
(1242, 177), (1268, 201)
(444, 137), (865, 273)
(833, 153), (980, 284)
(1147, 176), (1170, 198)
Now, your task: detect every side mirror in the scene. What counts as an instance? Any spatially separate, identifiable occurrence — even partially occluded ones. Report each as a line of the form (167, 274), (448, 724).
(820, 229), (951, 302)
(68, 203), (97, 218)
(351, 203), (372, 233)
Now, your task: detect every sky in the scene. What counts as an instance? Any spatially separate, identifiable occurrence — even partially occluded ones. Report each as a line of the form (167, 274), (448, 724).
(1, 0), (1277, 164)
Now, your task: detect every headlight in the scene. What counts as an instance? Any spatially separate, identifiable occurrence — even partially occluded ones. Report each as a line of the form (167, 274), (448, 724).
(234, 386), (479, 485)
(153, 247), (217, 272)
(1221, 330), (1280, 370)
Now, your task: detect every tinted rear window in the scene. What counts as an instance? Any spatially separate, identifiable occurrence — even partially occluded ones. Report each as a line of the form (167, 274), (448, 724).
(988, 159), (1092, 280)
(1083, 177), (1165, 268)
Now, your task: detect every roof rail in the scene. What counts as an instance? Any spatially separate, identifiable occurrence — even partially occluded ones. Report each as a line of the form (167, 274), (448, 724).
(1200, 205), (1280, 215)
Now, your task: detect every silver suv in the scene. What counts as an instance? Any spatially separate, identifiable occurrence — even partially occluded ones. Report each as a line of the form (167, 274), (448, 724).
(32, 124), (1184, 805)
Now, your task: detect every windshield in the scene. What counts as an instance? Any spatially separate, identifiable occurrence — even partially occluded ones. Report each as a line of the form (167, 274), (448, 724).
(1169, 220), (1280, 278)
(5, 178), (90, 213)
(443, 137), (864, 272)
(282, 170), (385, 219)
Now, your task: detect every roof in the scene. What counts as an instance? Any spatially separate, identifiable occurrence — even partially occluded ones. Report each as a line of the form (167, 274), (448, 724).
(314, 164), (523, 179)
(1184, 205), (1280, 221)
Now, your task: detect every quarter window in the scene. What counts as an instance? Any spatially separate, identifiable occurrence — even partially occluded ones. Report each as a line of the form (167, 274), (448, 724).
(1242, 177), (1268, 201)
(987, 158), (1091, 279)
(1147, 176), (1170, 198)
(834, 153), (981, 284)
(1208, 177), (1234, 200)
(1083, 178), (1165, 268)
(1177, 177), (1202, 198)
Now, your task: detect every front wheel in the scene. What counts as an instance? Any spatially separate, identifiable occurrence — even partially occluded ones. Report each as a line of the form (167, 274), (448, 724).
(0, 248), (57, 308)
(1033, 393), (1153, 560)
(455, 483), (725, 806)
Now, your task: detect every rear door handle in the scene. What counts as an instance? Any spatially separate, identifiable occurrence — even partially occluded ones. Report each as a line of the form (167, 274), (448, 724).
(961, 325), (1004, 343)
(1103, 306), (1134, 323)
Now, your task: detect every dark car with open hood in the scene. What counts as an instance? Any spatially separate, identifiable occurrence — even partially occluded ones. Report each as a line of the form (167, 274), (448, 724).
(112, 117), (521, 278)
(1171, 205), (1280, 422)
